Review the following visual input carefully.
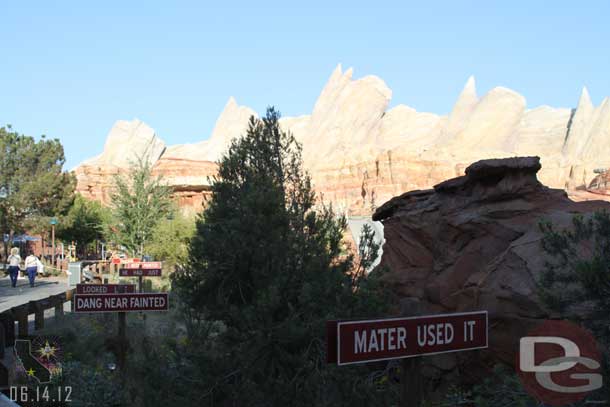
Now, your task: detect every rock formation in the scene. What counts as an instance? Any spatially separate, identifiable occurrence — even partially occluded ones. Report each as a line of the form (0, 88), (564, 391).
(372, 156), (610, 393)
(75, 65), (610, 214)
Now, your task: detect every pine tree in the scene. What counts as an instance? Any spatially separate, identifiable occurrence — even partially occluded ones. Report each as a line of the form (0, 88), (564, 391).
(173, 108), (392, 405)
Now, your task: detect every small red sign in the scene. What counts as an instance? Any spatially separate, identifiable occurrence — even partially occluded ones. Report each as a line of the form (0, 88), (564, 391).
(122, 262), (162, 270)
(76, 284), (136, 295)
(328, 311), (488, 365)
(74, 293), (169, 313)
(119, 262), (162, 277)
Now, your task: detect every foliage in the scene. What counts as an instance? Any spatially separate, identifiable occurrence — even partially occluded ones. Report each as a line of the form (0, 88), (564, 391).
(144, 208), (196, 270)
(55, 194), (112, 256)
(172, 107), (393, 405)
(539, 211), (610, 346)
(539, 211), (610, 401)
(110, 157), (172, 257)
(469, 365), (534, 407)
(0, 125), (75, 257)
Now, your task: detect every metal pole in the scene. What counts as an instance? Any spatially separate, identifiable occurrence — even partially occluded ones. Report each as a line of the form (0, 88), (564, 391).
(51, 225), (55, 269)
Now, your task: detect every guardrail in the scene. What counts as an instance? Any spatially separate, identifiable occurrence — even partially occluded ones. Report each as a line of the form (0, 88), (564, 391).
(0, 289), (74, 402)
(0, 289), (74, 359)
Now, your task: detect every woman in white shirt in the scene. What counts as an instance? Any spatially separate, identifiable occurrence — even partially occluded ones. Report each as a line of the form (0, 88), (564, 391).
(24, 251), (39, 287)
(7, 247), (21, 288)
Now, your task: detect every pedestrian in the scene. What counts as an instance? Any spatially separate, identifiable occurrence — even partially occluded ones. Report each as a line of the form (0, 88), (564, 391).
(24, 251), (39, 287)
(7, 247), (21, 288)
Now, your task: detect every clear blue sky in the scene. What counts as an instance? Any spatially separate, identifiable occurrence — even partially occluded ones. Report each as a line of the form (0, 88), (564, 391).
(2, 1), (609, 169)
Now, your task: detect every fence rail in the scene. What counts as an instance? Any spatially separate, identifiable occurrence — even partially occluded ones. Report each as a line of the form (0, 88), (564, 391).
(0, 289), (74, 359)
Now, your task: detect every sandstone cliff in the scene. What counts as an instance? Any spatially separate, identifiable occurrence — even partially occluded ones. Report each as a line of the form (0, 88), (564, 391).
(372, 156), (610, 393)
(75, 65), (610, 213)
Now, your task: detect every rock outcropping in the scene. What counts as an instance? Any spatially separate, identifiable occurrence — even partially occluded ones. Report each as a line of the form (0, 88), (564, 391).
(75, 65), (610, 213)
(372, 156), (610, 389)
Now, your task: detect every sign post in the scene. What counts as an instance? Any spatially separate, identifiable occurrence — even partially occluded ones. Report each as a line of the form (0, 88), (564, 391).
(75, 260), (166, 371)
(327, 309), (488, 406)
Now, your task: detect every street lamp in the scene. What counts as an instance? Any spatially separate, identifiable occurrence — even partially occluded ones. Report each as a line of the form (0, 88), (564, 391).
(0, 185), (10, 270)
(50, 217), (58, 269)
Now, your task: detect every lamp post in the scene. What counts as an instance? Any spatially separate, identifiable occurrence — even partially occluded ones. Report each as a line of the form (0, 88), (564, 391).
(0, 186), (9, 270)
(50, 217), (58, 269)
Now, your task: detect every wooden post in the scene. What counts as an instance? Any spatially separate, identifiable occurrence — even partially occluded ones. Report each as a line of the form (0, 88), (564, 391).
(34, 305), (44, 331)
(54, 299), (64, 318)
(117, 312), (127, 370)
(15, 310), (28, 338)
(0, 313), (14, 350)
(400, 298), (425, 407)
(138, 275), (143, 293)
(0, 323), (5, 359)
(401, 358), (423, 407)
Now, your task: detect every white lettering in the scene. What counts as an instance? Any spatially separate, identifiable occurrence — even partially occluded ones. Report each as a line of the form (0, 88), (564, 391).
(437, 323), (444, 345)
(355, 331), (367, 354)
(397, 327), (407, 350)
(445, 323), (454, 344)
(427, 324), (435, 345)
(417, 326), (426, 347)
(388, 327), (396, 350)
(378, 329), (387, 351)
(369, 330), (379, 352)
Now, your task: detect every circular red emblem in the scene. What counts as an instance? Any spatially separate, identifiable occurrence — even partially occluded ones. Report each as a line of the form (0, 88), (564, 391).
(516, 320), (602, 406)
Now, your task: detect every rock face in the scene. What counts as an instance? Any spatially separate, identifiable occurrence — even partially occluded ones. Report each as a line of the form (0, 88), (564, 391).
(75, 65), (610, 214)
(372, 156), (610, 390)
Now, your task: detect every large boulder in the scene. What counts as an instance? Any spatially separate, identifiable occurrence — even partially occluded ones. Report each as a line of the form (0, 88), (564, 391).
(372, 156), (610, 390)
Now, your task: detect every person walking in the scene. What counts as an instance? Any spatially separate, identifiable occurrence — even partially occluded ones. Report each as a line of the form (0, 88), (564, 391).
(7, 247), (21, 288)
(24, 251), (39, 287)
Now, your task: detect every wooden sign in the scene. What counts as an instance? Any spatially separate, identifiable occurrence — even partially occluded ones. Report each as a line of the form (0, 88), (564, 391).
(327, 311), (488, 365)
(74, 293), (169, 313)
(76, 284), (136, 295)
(119, 261), (162, 277)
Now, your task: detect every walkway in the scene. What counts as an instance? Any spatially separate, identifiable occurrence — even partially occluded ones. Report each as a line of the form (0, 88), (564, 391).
(0, 274), (70, 313)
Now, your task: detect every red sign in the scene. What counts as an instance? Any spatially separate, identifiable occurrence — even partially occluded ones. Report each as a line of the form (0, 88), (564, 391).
(327, 311), (488, 365)
(76, 284), (136, 295)
(119, 262), (163, 277)
(74, 293), (169, 313)
(122, 262), (162, 269)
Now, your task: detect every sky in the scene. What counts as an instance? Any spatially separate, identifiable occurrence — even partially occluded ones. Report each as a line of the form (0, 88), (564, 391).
(1, 1), (609, 169)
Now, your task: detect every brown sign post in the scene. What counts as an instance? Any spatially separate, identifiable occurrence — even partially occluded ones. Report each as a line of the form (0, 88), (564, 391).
(327, 310), (488, 406)
(75, 261), (167, 371)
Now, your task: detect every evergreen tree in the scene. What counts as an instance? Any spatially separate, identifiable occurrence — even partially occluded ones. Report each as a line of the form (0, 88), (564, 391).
(173, 108), (391, 406)
(539, 211), (610, 401)
(0, 125), (75, 261)
(110, 157), (172, 257)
